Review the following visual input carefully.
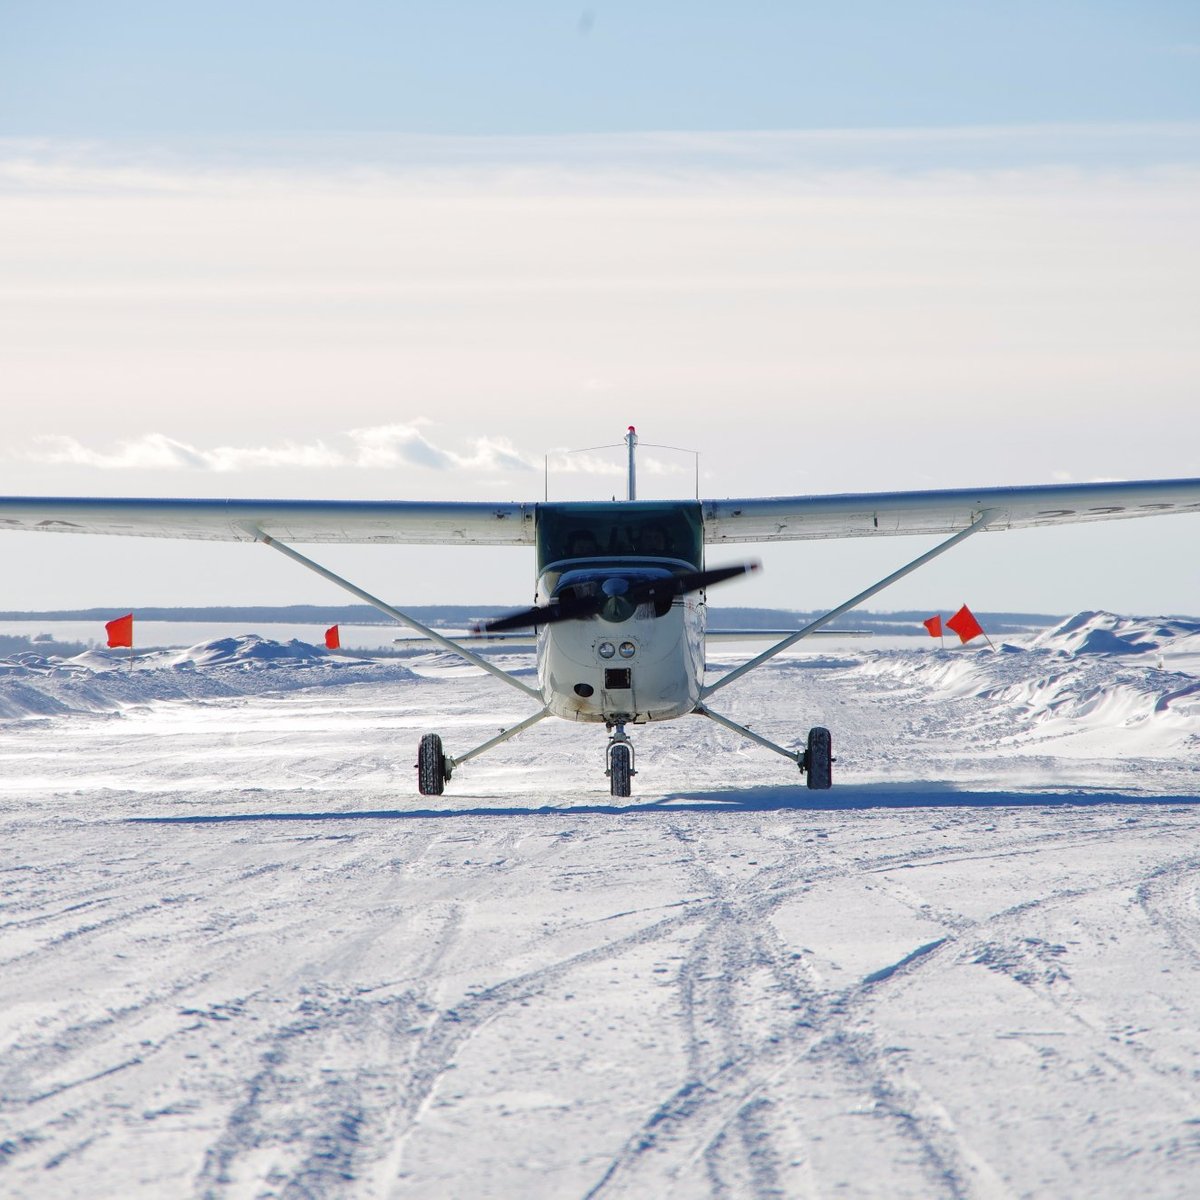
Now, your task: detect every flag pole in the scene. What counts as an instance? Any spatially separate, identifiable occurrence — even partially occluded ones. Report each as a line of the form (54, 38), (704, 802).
(964, 603), (997, 652)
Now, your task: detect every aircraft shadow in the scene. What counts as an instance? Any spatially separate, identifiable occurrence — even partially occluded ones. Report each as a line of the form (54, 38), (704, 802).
(125, 781), (1200, 825)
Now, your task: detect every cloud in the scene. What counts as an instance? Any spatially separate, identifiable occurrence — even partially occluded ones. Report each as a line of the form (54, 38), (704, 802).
(546, 450), (687, 477)
(348, 424), (452, 470)
(347, 425), (534, 472)
(6, 125), (1200, 188)
(546, 451), (624, 477)
(19, 426), (536, 474)
(30, 433), (223, 470)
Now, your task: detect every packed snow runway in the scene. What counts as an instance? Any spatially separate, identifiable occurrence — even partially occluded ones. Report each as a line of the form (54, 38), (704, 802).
(3, 615), (1200, 1198)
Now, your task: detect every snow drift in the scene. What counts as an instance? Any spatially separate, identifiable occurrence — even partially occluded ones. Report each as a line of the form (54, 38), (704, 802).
(0, 635), (412, 720)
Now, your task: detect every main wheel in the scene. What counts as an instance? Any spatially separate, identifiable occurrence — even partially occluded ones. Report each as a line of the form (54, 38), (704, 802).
(609, 743), (632, 798)
(805, 726), (832, 790)
(417, 733), (448, 796)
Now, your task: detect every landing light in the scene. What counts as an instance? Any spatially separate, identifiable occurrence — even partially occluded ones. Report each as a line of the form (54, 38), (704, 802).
(619, 641), (636, 658)
(597, 641), (616, 659)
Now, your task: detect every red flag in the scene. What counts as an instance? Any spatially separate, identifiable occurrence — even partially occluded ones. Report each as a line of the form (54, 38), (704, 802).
(923, 615), (943, 638)
(324, 624), (341, 650)
(105, 613), (134, 648)
(946, 604), (984, 644)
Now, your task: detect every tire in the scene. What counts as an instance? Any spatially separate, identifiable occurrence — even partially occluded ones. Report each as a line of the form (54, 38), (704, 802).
(805, 726), (832, 790)
(609, 743), (632, 798)
(417, 733), (447, 796)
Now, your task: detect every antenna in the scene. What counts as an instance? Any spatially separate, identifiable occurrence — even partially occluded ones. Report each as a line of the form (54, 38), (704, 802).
(544, 429), (700, 501)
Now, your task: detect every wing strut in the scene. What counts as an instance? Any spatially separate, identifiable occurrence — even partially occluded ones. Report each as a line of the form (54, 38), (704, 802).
(701, 510), (996, 700)
(694, 704), (802, 766)
(447, 707), (553, 770)
(255, 531), (542, 702)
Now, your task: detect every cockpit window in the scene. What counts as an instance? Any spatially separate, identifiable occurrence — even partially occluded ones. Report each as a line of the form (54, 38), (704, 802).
(536, 502), (702, 573)
(551, 567), (676, 622)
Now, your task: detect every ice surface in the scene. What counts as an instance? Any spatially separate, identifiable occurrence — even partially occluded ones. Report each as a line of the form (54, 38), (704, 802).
(1, 618), (1199, 1198)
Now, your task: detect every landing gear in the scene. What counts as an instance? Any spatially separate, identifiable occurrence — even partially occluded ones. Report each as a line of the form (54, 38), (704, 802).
(804, 726), (832, 790)
(606, 723), (636, 797)
(417, 733), (451, 796)
(697, 705), (834, 789)
(412, 709), (552, 796)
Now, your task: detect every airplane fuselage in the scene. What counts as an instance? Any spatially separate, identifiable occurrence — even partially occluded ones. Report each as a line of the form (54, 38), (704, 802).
(529, 500), (708, 724)
(538, 579), (705, 723)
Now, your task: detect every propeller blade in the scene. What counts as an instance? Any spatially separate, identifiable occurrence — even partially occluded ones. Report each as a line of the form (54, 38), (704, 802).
(626, 561), (759, 608)
(480, 592), (601, 633)
(480, 562), (758, 633)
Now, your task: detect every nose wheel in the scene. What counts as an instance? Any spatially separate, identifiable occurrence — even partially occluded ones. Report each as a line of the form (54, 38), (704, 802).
(606, 723), (636, 797)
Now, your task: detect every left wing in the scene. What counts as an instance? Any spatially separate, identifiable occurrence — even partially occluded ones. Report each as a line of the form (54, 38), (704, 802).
(702, 478), (1200, 542)
(0, 497), (535, 545)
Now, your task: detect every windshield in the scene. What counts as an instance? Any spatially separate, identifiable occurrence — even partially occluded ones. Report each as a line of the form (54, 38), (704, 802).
(536, 502), (702, 573)
(551, 566), (676, 622)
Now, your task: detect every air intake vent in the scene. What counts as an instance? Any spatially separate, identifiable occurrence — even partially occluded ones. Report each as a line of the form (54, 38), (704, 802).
(604, 668), (632, 690)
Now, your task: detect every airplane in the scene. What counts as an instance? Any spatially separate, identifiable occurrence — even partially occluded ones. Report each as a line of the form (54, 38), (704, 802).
(2, 425), (1199, 797)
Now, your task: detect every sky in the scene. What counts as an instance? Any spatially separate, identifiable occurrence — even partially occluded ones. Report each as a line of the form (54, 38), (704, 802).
(1, 2), (1199, 616)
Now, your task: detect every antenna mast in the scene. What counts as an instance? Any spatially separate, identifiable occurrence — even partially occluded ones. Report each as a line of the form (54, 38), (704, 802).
(625, 425), (638, 501)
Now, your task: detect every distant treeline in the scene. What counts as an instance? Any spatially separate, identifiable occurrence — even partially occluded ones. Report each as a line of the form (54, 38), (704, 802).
(0, 604), (1067, 636)
(0, 633), (87, 657)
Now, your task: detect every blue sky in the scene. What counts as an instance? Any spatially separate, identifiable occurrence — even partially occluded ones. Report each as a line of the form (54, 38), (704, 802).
(1, 3), (1198, 613)
(4, 2), (1200, 135)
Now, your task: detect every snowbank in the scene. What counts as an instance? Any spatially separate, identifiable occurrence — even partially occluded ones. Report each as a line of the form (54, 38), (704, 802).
(0, 635), (412, 720)
(4, 616), (1200, 749)
(853, 611), (1200, 747)
(1029, 610), (1200, 658)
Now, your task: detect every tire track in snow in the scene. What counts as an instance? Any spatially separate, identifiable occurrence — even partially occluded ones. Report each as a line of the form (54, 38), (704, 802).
(192, 858), (711, 1195)
(1135, 852), (1200, 961)
(582, 823), (990, 1199)
(853, 849), (1200, 1188)
(589, 808), (1173, 1195)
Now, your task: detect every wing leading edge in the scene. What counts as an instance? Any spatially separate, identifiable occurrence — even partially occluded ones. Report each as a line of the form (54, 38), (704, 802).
(701, 478), (1200, 543)
(1, 477), (1199, 546)
(0, 497), (535, 545)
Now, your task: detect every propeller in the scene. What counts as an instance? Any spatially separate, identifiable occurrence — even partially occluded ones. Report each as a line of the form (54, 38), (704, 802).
(479, 562), (759, 633)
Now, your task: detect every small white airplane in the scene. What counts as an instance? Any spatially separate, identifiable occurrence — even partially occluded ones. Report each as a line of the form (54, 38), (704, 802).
(3, 426), (1199, 797)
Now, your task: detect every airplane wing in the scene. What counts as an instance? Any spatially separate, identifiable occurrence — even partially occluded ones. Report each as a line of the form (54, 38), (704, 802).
(0, 498), (535, 545)
(700, 478), (1200, 543)
(1, 477), (1199, 546)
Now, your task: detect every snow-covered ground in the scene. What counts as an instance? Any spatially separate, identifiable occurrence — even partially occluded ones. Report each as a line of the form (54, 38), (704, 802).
(2, 613), (1199, 1199)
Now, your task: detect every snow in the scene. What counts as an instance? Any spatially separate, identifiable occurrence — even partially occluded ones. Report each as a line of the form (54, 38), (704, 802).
(1031, 610), (1200, 659)
(1, 615), (1199, 1198)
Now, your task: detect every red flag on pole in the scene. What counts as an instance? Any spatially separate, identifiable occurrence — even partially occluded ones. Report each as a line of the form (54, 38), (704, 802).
(324, 624), (341, 650)
(946, 604), (985, 644)
(105, 613), (134, 648)
(923, 615), (943, 638)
